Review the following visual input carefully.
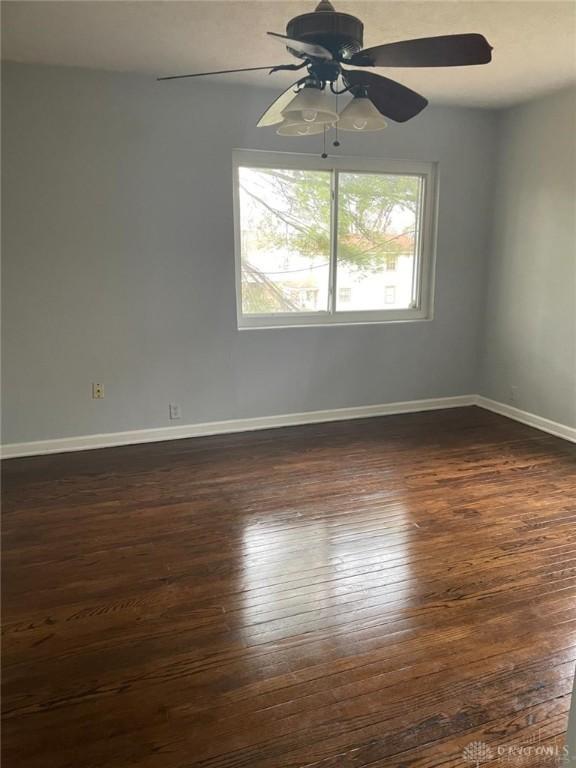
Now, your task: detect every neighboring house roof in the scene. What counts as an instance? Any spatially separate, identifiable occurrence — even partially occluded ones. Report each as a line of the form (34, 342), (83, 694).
(341, 232), (415, 253)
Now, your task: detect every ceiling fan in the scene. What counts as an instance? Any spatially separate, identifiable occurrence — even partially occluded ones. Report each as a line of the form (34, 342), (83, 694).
(159, 0), (492, 141)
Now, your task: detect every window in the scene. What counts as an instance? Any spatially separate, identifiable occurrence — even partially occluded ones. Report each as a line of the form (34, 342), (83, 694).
(385, 256), (397, 272)
(234, 150), (437, 328)
(384, 285), (396, 304)
(338, 286), (352, 303)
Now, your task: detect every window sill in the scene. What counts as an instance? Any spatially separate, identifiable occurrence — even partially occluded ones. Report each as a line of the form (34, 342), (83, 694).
(237, 313), (433, 330)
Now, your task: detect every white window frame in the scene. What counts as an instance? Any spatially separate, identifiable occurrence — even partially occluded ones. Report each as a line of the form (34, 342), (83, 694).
(233, 149), (438, 330)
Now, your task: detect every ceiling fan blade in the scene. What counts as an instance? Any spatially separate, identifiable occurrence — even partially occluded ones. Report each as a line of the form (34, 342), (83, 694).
(343, 70), (428, 123)
(267, 32), (333, 61)
(349, 34), (492, 68)
(257, 78), (306, 127)
(158, 65), (283, 81)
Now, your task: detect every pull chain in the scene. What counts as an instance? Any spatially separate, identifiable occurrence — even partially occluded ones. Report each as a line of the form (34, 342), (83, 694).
(322, 125), (328, 159)
(333, 89), (341, 148)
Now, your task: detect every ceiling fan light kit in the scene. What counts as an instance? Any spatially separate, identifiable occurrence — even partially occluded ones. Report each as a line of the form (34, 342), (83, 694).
(159, 0), (493, 153)
(276, 119), (327, 136)
(281, 85), (340, 125)
(337, 96), (388, 132)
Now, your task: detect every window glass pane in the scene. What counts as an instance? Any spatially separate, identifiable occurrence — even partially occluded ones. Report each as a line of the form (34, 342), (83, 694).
(336, 172), (423, 311)
(238, 167), (331, 315)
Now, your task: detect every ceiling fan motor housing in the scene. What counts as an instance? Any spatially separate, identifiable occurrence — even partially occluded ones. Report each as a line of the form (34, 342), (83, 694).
(286, 4), (364, 60)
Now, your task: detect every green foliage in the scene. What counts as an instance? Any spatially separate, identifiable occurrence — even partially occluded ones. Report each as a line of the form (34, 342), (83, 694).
(239, 166), (421, 313)
(240, 167), (420, 275)
(241, 169), (331, 264)
(337, 172), (419, 273)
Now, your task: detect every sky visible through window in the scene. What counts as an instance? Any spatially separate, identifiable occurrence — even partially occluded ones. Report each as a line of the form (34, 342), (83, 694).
(238, 167), (421, 315)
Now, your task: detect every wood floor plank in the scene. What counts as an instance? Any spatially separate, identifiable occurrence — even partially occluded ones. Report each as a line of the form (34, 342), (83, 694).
(2, 406), (576, 767)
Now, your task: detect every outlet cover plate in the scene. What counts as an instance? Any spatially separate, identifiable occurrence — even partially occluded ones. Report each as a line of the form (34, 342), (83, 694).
(92, 383), (104, 399)
(169, 403), (182, 420)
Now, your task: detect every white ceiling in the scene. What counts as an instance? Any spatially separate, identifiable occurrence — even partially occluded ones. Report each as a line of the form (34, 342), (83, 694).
(2, 0), (576, 108)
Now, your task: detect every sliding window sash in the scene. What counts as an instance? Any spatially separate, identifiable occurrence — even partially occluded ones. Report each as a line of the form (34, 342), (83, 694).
(233, 149), (438, 329)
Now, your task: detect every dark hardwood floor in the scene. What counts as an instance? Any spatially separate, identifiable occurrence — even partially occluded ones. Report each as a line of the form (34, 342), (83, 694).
(3, 406), (576, 768)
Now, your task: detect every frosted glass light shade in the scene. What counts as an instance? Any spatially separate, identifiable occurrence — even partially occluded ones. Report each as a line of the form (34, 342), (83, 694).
(282, 87), (339, 125)
(276, 119), (327, 136)
(337, 97), (387, 132)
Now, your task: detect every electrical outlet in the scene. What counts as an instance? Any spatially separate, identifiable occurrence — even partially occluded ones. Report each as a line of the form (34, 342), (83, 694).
(92, 382), (104, 399)
(169, 403), (182, 420)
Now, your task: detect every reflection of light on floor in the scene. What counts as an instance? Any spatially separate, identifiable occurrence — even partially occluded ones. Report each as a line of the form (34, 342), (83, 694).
(238, 500), (416, 650)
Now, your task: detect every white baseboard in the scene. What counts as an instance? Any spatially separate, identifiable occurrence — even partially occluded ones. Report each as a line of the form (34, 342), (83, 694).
(1, 395), (475, 459)
(3, 394), (574, 459)
(475, 396), (576, 444)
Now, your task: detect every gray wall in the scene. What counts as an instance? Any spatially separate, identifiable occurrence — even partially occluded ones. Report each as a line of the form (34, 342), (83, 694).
(2, 62), (498, 444)
(480, 87), (576, 427)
